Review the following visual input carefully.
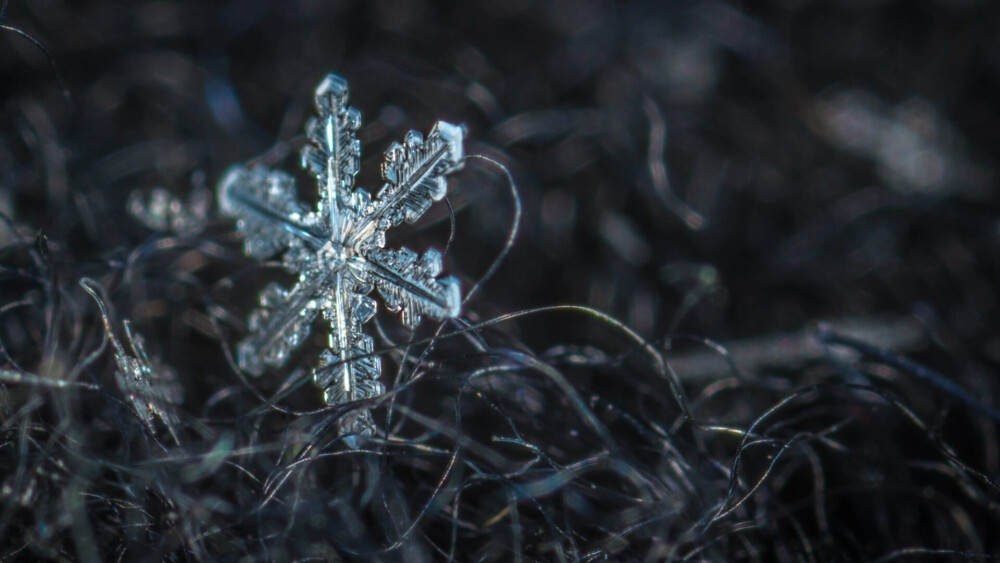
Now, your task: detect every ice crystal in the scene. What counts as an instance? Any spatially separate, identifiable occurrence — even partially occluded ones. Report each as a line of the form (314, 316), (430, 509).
(128, 184), (211, 236)
(80, 278), (183, 445)
(218, 73), (464, 445)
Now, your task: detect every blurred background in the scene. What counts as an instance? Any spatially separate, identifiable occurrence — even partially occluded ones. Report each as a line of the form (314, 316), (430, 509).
(3, 0), (1000, 560)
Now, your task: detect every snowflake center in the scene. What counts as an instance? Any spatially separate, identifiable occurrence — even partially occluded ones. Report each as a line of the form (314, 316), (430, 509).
(319, 240), (351, 267)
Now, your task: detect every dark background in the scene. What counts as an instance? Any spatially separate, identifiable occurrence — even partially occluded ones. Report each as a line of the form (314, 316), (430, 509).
(2, 0), (1000, 560)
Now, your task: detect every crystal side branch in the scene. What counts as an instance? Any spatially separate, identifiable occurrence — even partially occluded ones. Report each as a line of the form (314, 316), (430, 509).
(218, 73), (464, 442)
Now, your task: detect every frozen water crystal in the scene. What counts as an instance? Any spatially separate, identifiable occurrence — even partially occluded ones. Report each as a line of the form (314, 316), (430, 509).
(80, 278), (183, 446)
(218, 73), (464, 444)
(128, 184), (211, 236)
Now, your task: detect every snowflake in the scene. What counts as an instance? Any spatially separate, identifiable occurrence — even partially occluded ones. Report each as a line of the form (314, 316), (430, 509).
(80, 278), (183, 446)
(218, 73), (464, 445)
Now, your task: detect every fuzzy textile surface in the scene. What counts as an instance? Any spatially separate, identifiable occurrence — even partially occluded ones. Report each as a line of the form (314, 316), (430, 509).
(2, 0), (1000, 561)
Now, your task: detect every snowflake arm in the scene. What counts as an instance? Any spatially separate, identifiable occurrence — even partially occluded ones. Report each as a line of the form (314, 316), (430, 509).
(362, 247), (461, 328)
(218, 166), (324, 263)
(347, 121), (465, 249)
(313, 269), (381, 405)
(236, 274), (327, 376)
(311, 269), (383, 448)
(300, 73), (362, 240)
